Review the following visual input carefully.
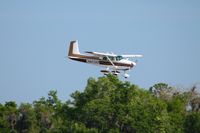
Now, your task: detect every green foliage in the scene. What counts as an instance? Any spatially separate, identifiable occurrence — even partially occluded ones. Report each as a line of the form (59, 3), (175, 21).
(0, 103), (10, 133)
(184, 112), (200, 133)
(4, 101), (18, 133)
(16, 103), (39, 133)
(66, 122), (98, 133)
(167, 94), (187, 133)
(0, 75), (200, 132)
(69, 76), (171, 132)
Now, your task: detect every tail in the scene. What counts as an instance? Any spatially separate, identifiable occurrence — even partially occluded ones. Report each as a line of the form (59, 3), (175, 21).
(68, 40), (80, 57)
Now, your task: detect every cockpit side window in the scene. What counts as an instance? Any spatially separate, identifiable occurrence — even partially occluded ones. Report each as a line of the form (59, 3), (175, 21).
(102, 56), (116, 61)
(116, 56), (123, 61)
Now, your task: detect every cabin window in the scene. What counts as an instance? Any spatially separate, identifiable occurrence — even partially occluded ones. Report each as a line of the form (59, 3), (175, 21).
(102, 56), (115, 61)
(103, 57), (107, 61)
(109, 56), (114, 61)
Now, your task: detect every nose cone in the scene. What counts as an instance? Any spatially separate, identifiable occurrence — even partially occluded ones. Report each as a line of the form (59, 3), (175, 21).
(131, 62), (136, 68)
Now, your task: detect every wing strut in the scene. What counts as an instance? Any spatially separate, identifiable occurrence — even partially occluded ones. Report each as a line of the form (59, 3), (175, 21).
(105, 55), (116, 69)
(105, 55), (120, 76)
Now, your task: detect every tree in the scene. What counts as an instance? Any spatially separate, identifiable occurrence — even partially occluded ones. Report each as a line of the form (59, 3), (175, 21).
(16, 103), (39, 133)
(128, 89), (170, 133)
(1, 75), (200, 132)
(4, 101), (18, 133)
(67, 75), (171, 133)
(149, 83), (176, 100)
(0, 103), (10, 133)
(167, 94), (188, 133)
(33, 90), (64, 132)
(185, 112), (200, 133)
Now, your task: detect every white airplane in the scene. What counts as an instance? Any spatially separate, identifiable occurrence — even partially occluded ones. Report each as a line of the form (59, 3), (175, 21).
(68, 40), (143, 78)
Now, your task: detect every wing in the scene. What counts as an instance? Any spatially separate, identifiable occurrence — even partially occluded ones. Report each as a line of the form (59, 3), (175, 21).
(85, 51), (117, 57)
(85, 51), (143, 58)
(121, 54), (143, 58)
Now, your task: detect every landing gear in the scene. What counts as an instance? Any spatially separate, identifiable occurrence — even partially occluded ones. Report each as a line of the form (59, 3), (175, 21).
(100, 70), (109, 75)
(111, 70), (120, 76)
(101, 69), (130, 79)
(100, 69), (121, 76)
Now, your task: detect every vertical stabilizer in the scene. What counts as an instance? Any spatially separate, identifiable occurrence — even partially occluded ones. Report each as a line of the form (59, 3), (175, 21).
(68, 40), (80, 57)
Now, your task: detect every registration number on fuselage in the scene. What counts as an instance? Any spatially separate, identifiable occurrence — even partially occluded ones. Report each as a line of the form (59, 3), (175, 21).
(86, 59), (99, 64)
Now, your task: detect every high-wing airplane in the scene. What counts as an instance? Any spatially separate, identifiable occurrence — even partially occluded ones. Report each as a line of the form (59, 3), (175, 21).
(68, 40), (143, 78)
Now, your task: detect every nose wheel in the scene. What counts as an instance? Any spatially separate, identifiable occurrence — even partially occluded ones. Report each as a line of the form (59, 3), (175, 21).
(122, 70), (130, 78)
(123, 73), (130, 78)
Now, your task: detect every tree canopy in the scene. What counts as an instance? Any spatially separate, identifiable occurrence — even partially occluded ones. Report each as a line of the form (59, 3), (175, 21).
(0, 75), (200, 133)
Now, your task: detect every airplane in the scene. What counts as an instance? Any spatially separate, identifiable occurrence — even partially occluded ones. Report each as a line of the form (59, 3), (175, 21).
(68, 40), (143, 78)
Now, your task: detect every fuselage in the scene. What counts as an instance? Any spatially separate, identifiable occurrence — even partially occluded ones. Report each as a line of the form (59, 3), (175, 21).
(69, 54), (135, 70)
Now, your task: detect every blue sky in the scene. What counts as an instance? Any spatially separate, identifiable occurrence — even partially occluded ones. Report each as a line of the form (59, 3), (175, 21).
(0, 1), (200, 103)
